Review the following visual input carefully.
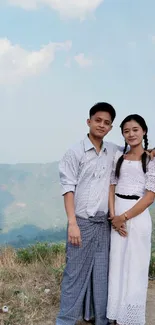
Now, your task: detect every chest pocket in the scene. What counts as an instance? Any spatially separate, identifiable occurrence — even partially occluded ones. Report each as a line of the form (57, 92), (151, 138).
(78, 152), (96, 179)
(95, 156), (108, 178)
(78, 150), (109, 180)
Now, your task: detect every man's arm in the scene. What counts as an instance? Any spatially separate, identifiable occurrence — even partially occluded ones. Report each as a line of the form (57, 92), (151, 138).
(111, 142), (124, 153)
(108, 152), (127, 237)
(114, 142), (155, 158)
(59, 148), (82, 246)
(108, 185), (115, 218)
(64, 192), (82, 246)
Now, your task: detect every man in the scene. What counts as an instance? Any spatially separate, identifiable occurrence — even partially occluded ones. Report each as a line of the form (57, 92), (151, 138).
(56, 102), (118, 325)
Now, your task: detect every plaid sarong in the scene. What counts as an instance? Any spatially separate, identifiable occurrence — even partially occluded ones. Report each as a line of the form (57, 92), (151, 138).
(56, 212), (110, 325)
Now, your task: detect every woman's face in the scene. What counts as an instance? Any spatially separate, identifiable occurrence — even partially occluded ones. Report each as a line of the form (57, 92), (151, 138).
(122, 119), (145, 147)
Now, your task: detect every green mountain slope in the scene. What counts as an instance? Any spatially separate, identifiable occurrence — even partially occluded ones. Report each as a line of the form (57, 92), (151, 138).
(0, 162), (65, 233)
(0, 162), (154, 248)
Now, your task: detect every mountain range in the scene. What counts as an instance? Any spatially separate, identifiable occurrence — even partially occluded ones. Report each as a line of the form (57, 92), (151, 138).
(0, 162), (154, 248)
(0, 162), (66, 246)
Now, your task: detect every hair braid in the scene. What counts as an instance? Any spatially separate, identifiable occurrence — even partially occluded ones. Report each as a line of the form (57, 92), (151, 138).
(123, 142), (128, 154)
(141, 133), (150, 173)
(143, 133), (149, 151)
(115, 141), (128, 178)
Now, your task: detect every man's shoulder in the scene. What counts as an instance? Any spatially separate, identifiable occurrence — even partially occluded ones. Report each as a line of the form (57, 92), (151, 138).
(62, 139), (85, 161)
(69, 139), (85, 154)
(104, 141), (124, 153)
(104, 141), (117, 152)
(70, 139), (85, 150)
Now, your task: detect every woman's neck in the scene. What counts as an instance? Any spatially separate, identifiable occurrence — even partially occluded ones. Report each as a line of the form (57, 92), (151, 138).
(127, 144), (144, 159)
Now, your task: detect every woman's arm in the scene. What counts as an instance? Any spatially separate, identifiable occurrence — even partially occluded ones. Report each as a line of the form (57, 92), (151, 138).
(111, 190), (155, 230)
(111, 158), (155, 229)
(121, 190), (155, 220)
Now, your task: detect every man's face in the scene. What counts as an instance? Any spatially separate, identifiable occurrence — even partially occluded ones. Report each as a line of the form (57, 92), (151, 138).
(87, 111), (113, 139)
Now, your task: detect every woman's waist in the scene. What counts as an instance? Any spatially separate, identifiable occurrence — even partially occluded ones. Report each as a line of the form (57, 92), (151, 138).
(114, 195), (151, 220)
(115, 185), (144, 198)
(115, 193), (140, 200)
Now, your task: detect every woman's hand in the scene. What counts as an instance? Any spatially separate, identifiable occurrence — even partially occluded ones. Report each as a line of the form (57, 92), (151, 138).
(109, 214), (125, 230)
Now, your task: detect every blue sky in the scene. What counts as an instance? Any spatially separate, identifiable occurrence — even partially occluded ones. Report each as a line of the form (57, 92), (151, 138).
(0, 0), (155, 163)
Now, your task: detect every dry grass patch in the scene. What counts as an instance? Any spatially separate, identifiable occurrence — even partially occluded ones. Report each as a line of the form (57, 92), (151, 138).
(0, 243), (154, 325)
(0, 243), (65, 325)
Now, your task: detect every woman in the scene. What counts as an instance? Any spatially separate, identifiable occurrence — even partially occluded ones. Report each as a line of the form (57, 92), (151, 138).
(106, 114), (155, 325)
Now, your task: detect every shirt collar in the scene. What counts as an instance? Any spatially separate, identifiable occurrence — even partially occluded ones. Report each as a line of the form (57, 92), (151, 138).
(83, 135), (108, 154)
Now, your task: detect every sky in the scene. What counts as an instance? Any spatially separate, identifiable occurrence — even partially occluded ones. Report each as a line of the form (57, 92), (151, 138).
(0, 0), (155, 163)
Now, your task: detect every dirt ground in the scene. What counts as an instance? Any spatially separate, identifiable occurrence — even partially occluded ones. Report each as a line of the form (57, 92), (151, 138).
(48, 281), (155, 325)
(146, 281), (155, 325)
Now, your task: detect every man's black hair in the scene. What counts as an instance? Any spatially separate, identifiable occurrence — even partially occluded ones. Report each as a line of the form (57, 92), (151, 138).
(89, 102), (116, 122)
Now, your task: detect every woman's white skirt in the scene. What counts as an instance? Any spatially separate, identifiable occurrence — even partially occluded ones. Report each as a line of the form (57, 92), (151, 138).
(107, 196), (152, 325)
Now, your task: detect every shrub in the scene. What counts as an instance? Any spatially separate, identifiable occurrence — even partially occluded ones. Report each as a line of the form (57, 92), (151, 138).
(149, 251), (155, 279)
(16, 242), (65, 264)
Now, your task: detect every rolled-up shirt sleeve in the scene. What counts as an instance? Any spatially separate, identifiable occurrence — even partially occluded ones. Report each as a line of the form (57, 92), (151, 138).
(59, 149), (79, 195)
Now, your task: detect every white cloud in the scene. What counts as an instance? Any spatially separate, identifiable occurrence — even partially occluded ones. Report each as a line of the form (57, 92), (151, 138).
(74, 53), (93, 68)
(0, 38), (72, 85)
(7, 0), (104, 19)
(64, 58), (71, 68)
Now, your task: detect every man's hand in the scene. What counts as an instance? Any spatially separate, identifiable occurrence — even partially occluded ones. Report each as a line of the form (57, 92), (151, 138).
(146, 148), (155, 160)
(109, 214), (125, 230)
(68, 223), (82, 246)
(118, 223), (128, 237)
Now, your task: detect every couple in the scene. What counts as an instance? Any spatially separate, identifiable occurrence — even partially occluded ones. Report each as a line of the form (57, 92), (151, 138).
(56, 102), (155, 325)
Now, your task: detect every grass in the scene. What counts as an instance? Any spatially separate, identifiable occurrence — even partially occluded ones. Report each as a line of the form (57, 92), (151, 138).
(0, 242), (154, 325)
(0, 243), (65, 325)
(150, 251), (155, 279)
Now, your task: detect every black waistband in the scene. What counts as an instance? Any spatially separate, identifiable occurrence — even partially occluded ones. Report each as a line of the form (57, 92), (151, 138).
(115, 193), (140, 200)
